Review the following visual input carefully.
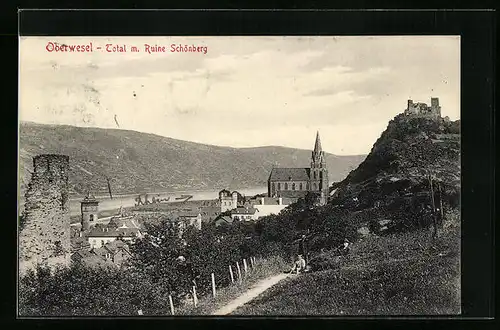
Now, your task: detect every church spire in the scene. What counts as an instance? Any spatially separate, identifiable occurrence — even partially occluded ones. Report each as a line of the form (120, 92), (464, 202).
(311, 131), (324, 165)
(313, 131), (322, 155)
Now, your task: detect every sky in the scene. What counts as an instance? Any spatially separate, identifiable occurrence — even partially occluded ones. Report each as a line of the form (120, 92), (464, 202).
(19, 36), (460, 155)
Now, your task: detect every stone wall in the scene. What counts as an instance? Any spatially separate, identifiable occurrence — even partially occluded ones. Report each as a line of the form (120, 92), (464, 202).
(405, 98), (441, 118)
(19, 154), (71, 274)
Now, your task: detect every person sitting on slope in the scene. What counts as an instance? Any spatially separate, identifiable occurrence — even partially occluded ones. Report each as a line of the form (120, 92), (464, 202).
(290, 254), (306, 274)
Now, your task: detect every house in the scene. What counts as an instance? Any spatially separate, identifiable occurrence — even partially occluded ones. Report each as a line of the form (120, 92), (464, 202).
(200, 206), (221, 224)
(86, 220), (142, 249)
(268, 132), (329, 205)
(177, 210), (202, 230)
(249, 196), (295, 218)
(214, 215), (235, 227)
(71, 236), (91, 253)
(71, 249), (113, 268)
(162, 209), (203, 237)
(93, 240), (132, 267)
(107, 215), (143, 231)
(71, 240), (132, 268)
(230, 206), (259, 221)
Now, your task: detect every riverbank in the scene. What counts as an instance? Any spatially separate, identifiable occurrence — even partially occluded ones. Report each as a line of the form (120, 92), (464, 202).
(67, 186), (267, 201)
(21, 186), (267, 217)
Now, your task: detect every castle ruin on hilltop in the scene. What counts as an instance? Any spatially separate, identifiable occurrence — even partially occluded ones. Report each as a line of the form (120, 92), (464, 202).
(404, 97), (442, 118)
(19, 154), (71, 274)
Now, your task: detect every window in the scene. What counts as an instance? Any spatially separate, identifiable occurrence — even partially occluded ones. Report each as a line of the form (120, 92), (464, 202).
(299, 183), (303, 190)
(89, 214), (94, 222)
(277, 183), (281, 190)
(313, 171), (317, 180)
(272, 182), (275, 191)
(313, 183), (317, 190)
(284, 183), (288, 190)
(292, 183), (295, 190)
(306, 183), (310, 190)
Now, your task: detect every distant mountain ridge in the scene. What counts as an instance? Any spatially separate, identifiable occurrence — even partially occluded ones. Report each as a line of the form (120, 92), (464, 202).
(19, 122), (366, 198)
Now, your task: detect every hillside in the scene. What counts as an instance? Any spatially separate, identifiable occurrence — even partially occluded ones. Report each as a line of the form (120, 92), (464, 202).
(229, 114), (461, 315)
(231, 223), (461, 315)
(18, 122), (365, 197)
(330, 114), (460, 231)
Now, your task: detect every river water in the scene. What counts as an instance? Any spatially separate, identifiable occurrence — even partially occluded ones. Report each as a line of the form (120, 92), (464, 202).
(67, 187), (267, 216)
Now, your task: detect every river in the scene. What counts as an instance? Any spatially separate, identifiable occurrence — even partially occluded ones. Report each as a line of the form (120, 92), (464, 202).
(67, 187), (267, 216)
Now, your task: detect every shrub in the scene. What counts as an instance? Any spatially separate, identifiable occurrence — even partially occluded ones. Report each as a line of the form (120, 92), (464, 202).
(18, 263), (172, 316)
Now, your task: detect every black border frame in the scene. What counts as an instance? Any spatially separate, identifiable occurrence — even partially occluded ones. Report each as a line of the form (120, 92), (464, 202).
(4, 8), (496, 330)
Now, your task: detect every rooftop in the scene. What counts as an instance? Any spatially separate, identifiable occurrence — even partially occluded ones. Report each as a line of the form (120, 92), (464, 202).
(87, 225), (140, 238)
(82, 191), (99, 203)
(231, 207), (258, 215)
(269, 167), (311, 181)
(214, 215), (234, 226)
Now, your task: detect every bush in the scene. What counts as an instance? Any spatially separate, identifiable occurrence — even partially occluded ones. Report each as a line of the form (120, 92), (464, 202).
(18, 263), (172, 316)
(308, 253), (343, 271)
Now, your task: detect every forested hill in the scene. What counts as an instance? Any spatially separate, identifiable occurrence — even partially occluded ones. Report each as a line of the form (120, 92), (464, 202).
(19, 122), (366, 197)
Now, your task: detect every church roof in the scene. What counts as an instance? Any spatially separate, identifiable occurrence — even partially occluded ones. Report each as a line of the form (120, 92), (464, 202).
(277, 191), (309, 199)
(268, 168), (311, 181)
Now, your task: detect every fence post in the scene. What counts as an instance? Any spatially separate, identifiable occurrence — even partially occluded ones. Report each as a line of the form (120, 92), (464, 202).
(243, 258), (248, 274)
(229, 264), (235, 283)
(192, 286), (198, 307)
(250, 256), (254, 268)
(168, 295), (175, 315)
(211, 273), (216, 298)
(236, 261), (242, 283)
(137, 309), (143, 315)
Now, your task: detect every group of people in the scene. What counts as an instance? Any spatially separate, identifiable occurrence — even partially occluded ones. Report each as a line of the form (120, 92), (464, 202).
(289, 238), (350, 274)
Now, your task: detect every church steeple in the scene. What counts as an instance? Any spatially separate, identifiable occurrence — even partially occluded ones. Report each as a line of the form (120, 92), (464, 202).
(309, 131), (329, 206)
(313, 131), (322, 156)
(311, 131), (324, 165)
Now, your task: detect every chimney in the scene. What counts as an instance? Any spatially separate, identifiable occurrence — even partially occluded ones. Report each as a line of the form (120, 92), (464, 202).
(261, 197), (265, 205)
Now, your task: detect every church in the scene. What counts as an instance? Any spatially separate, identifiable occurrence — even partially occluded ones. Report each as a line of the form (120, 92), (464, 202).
(267, 132), (329, 205)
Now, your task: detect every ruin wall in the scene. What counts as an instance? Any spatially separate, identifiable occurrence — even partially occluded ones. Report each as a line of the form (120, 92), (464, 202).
(19, 154), (71, 274)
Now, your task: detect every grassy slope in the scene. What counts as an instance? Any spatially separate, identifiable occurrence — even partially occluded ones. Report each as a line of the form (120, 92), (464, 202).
(231, 216), (460, 315)
(176, 256), (288, 315)
(19, 122), (365, 196)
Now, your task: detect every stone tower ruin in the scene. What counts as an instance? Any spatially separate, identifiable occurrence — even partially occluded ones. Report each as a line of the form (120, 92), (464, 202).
(405, 97), (442, 117)
(81, 192), (99, 231)
(19, 154), (71, 274)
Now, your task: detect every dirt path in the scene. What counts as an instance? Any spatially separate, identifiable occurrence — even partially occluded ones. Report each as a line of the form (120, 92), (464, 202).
(212, 273), (292, 315)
